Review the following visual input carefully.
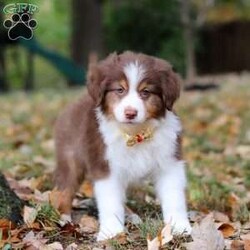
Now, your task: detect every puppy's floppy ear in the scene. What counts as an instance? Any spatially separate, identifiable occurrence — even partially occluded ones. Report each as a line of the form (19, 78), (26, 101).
(87, 63), (105, 106)
(87, 52), (119, 106)
(154, 58), (181, 110)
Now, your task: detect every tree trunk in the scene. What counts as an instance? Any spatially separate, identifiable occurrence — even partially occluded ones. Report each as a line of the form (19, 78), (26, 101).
(0, 173), (24, 224)
(181, 0), (197, 84)
(70, 0), (103, 87)
(111, 0), (123, 9)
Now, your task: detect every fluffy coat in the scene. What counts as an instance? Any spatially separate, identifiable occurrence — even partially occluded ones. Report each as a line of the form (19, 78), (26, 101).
(54, 51), (191, 240)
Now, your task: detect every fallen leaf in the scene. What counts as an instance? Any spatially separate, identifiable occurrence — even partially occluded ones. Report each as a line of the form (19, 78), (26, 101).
(42, 242), (63, 250)
(79, 215), (98, 233)
(244, 240), (250, 250)
(0, 219), (16, 240)
(231, 240), (244, 250)
(241, 233), (250, 241)
(66, 243), (78, 250)
(188, 210), (204, 223)
(227, 193), (241, 215)
(160, 224), (173, 245)
(0, 218), (14, 229)
(147, 235), (161, 250)
(34, 190), (51, 203)
(125, 206), (142, 225)
(49, 188), (70, 211)
(241, 234), (250, 250)
(147, 223), (173, 250)
(60, 223), (81, 237)
(23, 206), (39, 227)
(113, 232), (128, 245)
(236, 145), (250, 159)
(184, 215), (225, 250)
(23, 231), (48, 248)
(217, 223), (235, 238)
(6, 176), (33, 198)
(212, 211), (230, 223)
(79, 180), (93, 197)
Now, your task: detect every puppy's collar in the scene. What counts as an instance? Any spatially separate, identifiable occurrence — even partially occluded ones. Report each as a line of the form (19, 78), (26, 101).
(122, 127), (154, 147)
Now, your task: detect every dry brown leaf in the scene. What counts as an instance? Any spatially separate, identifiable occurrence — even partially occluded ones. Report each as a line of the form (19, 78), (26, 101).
(241, 234), (250, 241)
(217, 223), (235, 238)
(241, 234), (250, 250)
(125, 206), (142, 225)
(79, 180), (94, 197)
(0, 219), (16, 240)
(33, 155), (55, 169)
(147, 235), (161, 250)
(79, 215), (98, 233)
(147, 223), (173, 250)
(66, 243), (78, 250)
(160, 224), (173, 245)
(244, 240), (250, 250)
(236, 145), (250, 159)
(0, 218), (14, 229)
(41, 139), (55, 153)
(0, 221), (21, 248)
(228, 193), (240, 206)
(42, 242), (63, 250)
(212, 211), (230, 223)
(184, 215), (225, 250)
(49, 189), (69, 210)
(23, 206), (39, 227)
(18, 176), (49, 191)
(113, 232), (128, 245)
(34, 190), (51, 203)
(23, 231), (48, 248)
(24, 233), (63, 250)
(6, 176), (33, 200)
(231, 240), (244, 250)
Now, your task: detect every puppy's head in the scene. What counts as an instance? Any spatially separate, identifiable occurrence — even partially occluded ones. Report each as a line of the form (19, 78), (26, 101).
(87, 51), (180, 124)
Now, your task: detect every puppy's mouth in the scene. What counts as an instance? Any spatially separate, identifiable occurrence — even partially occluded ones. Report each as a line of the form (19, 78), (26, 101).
(121, 116), (146, 125)
(119, 121), (149, 133)
(122, 120), (139, 125)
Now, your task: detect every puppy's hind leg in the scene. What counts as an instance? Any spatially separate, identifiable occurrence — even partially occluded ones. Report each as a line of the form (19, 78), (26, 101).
(53, 150), (85, 222)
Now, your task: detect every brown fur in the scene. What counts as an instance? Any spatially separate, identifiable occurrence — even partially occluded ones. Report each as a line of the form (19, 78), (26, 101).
(53, 96), (109, 213)
(53, 51), (182, 214)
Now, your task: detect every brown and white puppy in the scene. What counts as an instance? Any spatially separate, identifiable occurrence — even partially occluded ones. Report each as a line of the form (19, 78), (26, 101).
(54, 51), (191, 241)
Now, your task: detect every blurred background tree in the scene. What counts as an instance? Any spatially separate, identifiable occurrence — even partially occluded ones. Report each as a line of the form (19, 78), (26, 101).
(104, 0), (185, 74)
(0, 0), (250, 90)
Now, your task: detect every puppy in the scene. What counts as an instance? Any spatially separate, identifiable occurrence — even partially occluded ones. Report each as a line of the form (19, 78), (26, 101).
(54, 51), (191, 241)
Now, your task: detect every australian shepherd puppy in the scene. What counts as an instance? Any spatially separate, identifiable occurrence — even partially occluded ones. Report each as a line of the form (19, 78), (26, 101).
(54, 51), (191, 241)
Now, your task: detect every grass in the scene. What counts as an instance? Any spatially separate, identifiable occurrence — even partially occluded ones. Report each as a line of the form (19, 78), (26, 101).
(36, 203), (61, 226)
(0, 74), (250, 249)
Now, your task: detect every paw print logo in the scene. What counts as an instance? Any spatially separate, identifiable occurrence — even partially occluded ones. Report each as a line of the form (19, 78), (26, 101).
(3, 13), (37, 40)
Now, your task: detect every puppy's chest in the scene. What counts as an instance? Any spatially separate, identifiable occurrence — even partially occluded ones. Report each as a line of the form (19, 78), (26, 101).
(102, 131), (176, 181)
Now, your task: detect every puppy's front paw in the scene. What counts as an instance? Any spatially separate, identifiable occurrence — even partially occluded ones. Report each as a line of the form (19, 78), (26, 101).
(97, 223), (124, 241)
(171, 220), (192, 235)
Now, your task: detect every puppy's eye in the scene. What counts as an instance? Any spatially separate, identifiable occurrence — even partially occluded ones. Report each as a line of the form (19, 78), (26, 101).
(140, 89), (151, 98)
(115, 87), (125, 95)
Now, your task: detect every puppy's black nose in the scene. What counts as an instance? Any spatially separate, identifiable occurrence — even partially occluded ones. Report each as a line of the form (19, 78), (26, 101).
(125, 107), (138, 120)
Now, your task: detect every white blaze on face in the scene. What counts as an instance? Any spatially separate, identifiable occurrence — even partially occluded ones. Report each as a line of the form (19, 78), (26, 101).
(113, 61), (146, 123)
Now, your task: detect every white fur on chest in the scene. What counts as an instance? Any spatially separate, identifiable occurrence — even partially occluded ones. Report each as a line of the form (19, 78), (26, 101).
(96, 109), (182, 183)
